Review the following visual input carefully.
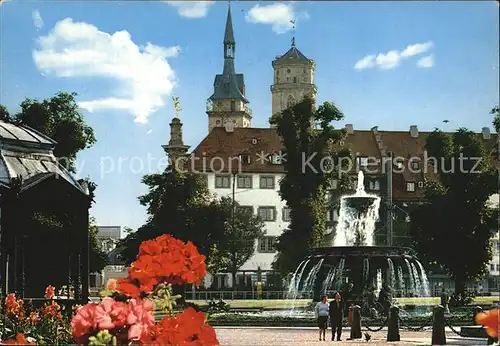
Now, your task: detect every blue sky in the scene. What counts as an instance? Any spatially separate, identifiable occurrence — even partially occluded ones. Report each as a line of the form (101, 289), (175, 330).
(1, 1), (498, 231)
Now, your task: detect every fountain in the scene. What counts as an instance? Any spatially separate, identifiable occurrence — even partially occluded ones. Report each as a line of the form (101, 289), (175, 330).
(288, 171), (430, 309)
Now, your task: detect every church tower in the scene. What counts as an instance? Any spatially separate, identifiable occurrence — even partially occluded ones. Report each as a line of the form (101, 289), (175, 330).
(270, 38), (317, 121)
(206, 4), (252, 133)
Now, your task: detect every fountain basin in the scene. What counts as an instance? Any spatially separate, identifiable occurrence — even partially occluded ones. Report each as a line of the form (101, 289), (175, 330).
(312, 246), (413, 258)
(341, 196), (380, 213)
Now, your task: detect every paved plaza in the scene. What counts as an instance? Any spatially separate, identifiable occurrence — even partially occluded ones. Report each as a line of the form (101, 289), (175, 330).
(215, 327), (489, 345)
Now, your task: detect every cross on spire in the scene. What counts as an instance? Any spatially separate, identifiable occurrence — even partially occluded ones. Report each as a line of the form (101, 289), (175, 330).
(290, 19), (296, 47)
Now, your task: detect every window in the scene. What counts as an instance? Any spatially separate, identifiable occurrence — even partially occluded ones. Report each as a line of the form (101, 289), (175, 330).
(286, 77), (290, 82)
(411, 161), (420, 171)
(258, 237), (277, 253)
(258, 206), (276, 221)
(491, 264), (495, 271)
(230, 101), (236, 112)
(237, 175), (252, 188)
(369, 180), (380, 191)
(259, 176), (275, 189)
(270, 153), (282, 164)
(240, 154), (251, 165)
(293, 77), (297, 83)
(215, 175), (231, 188)
(282, 207), (291, 221)
(237, 206), (253, 215)
(326, 210), (332, 222)
(406, 182), (415, 192)
(333, 209), (339, 221)
(497, 264), (500, 271)
(357, 156), (369, 167)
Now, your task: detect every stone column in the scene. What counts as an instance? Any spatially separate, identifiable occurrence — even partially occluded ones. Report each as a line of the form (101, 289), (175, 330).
(431, 305), (446, 345)
(350, 305), (362, 339)
(387, 305), (400, 341)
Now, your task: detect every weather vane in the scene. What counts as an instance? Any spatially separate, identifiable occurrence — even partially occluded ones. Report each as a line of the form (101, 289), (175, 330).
(290, 20), (296, 47)
(172, 96), (181, 118)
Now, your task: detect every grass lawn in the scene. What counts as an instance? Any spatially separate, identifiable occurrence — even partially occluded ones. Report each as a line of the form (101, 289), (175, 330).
(186, 296), (499, 309)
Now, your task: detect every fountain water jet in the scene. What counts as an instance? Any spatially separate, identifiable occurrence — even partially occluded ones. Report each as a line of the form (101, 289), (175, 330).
(287, 171), (430, 308)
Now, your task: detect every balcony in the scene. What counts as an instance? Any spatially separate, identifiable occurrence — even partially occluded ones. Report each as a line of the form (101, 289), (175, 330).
(206, 100), (252, 116)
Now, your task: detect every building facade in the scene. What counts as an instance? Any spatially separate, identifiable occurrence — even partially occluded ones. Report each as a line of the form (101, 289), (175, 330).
(89, 226), (127, 291)
(162, 6), (500, 292)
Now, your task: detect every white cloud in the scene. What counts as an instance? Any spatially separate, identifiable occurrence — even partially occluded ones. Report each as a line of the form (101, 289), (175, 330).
(32, 18), (180, 124)
(146, 129), (153, 134)
(165, 1), (214, 18)
(32, 10), (44, 29)
(416, 54), (435, 68)
(354, 41), (434, 71)
(246, 3), (308, 34)
(400, 42), (433, 58)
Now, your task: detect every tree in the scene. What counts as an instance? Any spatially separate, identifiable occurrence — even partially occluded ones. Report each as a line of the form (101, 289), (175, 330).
(9, 92), (96, 173)
(0, 105), (10, 122)
(410, 127), (498, 294)
(269, 96), (350, 275)
(492, 106), (499, 133)
(119, 171), (227, 272)
(216, 197), (265, 290)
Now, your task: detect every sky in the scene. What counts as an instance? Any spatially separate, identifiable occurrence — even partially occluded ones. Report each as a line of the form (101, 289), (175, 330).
(0, 1), (499, 231)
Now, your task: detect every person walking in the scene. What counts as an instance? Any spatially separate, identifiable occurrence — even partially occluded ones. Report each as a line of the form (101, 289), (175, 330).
(329, 292), (344, 341)
(315, 295), (330, 341)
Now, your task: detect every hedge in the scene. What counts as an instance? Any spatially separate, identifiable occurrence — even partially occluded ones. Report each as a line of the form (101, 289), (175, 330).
(203, 312), (474, 327)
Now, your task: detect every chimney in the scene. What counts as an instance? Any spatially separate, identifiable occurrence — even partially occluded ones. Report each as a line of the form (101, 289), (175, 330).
(224, 120), (235, 133)
(345, 124), (354, 135)
(409, 125), (418, 138)
(482, 127), (491, 140)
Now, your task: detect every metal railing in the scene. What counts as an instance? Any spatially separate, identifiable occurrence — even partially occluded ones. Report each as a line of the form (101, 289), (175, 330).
(205, 101), (252, 115)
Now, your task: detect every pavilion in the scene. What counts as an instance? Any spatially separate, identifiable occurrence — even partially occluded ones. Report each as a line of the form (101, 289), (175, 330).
(0, 119), (92, 302)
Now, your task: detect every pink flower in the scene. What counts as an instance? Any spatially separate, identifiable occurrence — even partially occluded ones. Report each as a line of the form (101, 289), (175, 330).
(94, 297), (129, 330)
(71, 303), (98, 339)
(126, 298), (155, 341)
(106, 279), (118, 291)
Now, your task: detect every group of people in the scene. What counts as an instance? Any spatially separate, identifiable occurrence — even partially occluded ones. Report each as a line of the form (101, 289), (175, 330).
(314, 292), (344, 341)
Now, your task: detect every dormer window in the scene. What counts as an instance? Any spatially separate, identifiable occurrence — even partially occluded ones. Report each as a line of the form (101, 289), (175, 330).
(270, 153), (282, 164)
(356, 156), (369, 167)
(239, 153), (251, 165)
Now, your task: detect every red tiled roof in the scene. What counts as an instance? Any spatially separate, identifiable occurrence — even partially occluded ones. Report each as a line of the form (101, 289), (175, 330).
(187, 126), (498, 201)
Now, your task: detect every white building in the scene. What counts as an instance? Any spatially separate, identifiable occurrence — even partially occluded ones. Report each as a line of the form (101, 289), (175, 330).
(96, 226), (121, 253)
(89, 225), (127, 291)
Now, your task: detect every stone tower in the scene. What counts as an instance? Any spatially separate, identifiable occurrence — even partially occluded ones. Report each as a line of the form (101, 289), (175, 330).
(270, 38), (316, 122)
(206, 4), (252, 133)
(163, 97), (190, 170)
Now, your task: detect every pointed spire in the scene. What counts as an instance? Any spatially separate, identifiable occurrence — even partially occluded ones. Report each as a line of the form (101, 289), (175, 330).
(224, 3), (235, 45)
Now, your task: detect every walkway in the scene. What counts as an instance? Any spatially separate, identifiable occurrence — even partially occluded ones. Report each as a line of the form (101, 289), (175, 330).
(215, 327), (488, 345)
